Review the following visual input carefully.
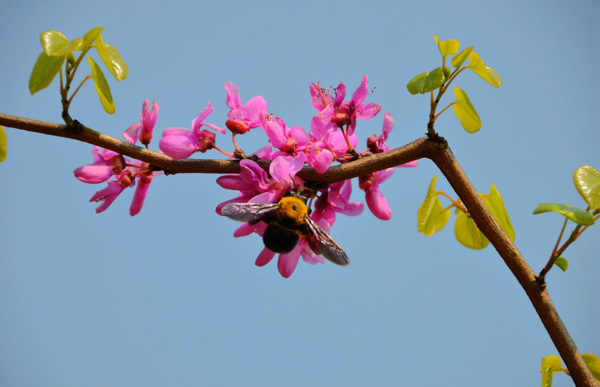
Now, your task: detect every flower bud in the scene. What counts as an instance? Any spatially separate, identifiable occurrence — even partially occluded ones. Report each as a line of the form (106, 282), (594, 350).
(279, 136), (298, 153)
(139, 129), (153, 147)
(226, 119), (250, 135)
(359, 173), (377, 191)
(197, 130), (216, 153)
(366, 134), (378, 154)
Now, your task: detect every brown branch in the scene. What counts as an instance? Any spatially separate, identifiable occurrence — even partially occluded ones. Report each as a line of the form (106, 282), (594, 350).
(430, 147), (598, 387)
(0, 113), (433, 183)
(1, 111), (597, 385)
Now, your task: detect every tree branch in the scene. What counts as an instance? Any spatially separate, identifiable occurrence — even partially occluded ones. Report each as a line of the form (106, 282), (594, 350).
(0, 112), (433, 182)
(1, 111), (596, 385)
(430, 147), (598, 387)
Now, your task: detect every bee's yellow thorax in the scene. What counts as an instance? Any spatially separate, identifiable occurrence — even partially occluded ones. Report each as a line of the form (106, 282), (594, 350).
(277, 196), (308, 225)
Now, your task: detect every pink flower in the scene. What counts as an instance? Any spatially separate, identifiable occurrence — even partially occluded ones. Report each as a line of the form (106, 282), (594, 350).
(359, 168), (395, 220)
(312, 180), (364, 226)
(309, 76), (381, 139)
(90, 167), (136, 213)
(254, 219), (330, 278)
(366, 112), (419, 168)
(123, 99), (159, 148)
(87, 159), (161, 216)
(159, 102), (226, 159)
(260, 113), (310, 156)
(74, 146), (126, 184)
(224, 82), (267, 135)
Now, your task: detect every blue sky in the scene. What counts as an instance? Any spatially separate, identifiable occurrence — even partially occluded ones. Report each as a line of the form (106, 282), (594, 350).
(1, 1), (598, 386)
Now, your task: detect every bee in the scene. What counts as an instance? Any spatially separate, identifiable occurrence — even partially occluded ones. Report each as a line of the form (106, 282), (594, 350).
(222, 191), (349, 266)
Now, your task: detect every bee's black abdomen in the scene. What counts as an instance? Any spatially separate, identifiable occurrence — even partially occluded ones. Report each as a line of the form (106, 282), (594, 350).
(263, 224), (300, 254)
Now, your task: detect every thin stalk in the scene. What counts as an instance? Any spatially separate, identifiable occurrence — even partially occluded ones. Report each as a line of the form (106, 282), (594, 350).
(434, 102), (456, 121)
(67, 75), (93, 106)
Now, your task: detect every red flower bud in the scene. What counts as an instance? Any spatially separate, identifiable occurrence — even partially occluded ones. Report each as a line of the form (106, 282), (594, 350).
(197, 130), (216, 153)
(366, 134), (378, 154)
(358, 173), (377, 191)
(225, 119), (251, 135)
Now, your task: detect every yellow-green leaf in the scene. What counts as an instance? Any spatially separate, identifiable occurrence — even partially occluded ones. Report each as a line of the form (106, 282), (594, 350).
(574, 165), (600, 210)
(40, 30), (68, 55)
(29, 52), (65, 95)
(453, 88), (481, 133)
(455, 211), (489, 250)
(582, 353), (600, 383)
(52, 37), (83, 56)
(95, 34), (128, 81)
(533, 203), (594, 226)
(482, 185), (515, 242)
(88, 57), (115, 114)
(468, 52), (502, 88)
(433, 35), (460, 58)
(80, 26), (104, 52)
(554, 257), (568, 272)
(541, 355), (564, 387)
(418, 176), (451, 236)
(452, 46), (473, 68)
(0, 126), (6, 162)
(406, 68), (445, 95)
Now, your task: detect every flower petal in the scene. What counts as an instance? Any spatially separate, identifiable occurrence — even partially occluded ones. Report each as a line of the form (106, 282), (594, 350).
(129, 174), (153, 216)
(381, 112), (394, 141)
(397, 160), (419, 168)
(261, 113), (287, 148)
(201, 123), (227, 135)
(269, 154), (306, 189)
(242, 96), (268, 127)
(309, 82), (325, 111)
(356, 102), (381, 120)
(141, 99), (159, 133)
(278, 246), (302, 278)
(311, 148), (333, 174)
(377, 168), (395, 185)
(158, 132), (198, 159)
(334, 82), (347, 107)
(255, 247), (276, 267)
(123, 123), (142, 144)
(310, 105), (335, 141)
(366, 186), (392, 220)
(351, 75), (369, 105)
(192, 101), (214, 133)
(90, 181), (125, 214)
(74, 162), (115, 184)
(224, 81), (242, 109)
(216, 174), (254, 191)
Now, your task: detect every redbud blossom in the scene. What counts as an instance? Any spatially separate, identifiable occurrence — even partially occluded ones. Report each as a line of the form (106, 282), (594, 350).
(123, 99), (159, 148)
(224, 82), (267, 134)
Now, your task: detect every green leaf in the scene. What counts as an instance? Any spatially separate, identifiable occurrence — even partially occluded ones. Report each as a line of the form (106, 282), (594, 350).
(468, 52), (503, 88)
(28, 52), (65, 95)
(533, 203), (595, 226)
(0, 126), (6, 162)
(455, 211), (489, 250)
(482, 185), (515, 242)
(80, 26), (104, 52)
(406, 68), (445, 95)
(39, 30), (68, 56)
(452, 46), (473, 68)
(433, 35), (460, 57)
(582, 353), (600, 382)
(453, 88), (482, 133)
(418, 176), (451, 236)
(52, 38), (83, 56)
(95, 34), (128, 81)
(554, 257), (568, 272)
(88, 57), (115, 114)
(541, 355), (564, 387)
(574, 165), (600, 210)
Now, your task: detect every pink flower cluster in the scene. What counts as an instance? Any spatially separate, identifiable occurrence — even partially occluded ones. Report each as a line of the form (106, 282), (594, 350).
(73, 76), (417, 277)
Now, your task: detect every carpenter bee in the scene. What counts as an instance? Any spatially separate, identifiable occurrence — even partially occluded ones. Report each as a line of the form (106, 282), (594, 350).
(222, 191), (349, 266)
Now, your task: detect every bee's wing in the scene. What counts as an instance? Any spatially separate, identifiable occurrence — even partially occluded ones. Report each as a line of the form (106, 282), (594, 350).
(305, 217), (349, 266)
(222, 203), (279, 225)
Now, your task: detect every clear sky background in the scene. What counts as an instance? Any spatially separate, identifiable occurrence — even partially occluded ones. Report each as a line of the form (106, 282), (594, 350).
(1, 1), (599, 386)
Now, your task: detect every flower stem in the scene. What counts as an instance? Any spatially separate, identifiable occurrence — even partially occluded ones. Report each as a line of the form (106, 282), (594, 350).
(214, 146), (234, 158)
